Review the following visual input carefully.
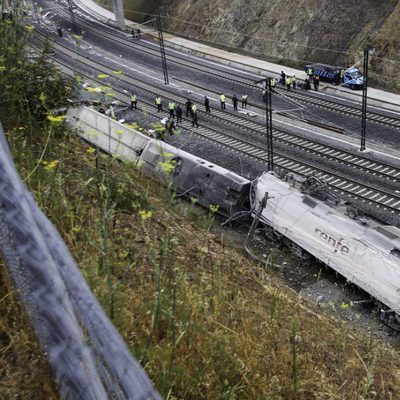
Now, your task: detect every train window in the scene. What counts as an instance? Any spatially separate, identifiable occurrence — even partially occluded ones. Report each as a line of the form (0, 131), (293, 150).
(390, 249), (400, 258)
(172, 157), (183, 176)
(302, 196), (317, 208)
(226, 188), (241, 203)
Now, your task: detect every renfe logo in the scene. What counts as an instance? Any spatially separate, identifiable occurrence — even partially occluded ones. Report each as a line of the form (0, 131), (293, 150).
(315, 228), (350, 255)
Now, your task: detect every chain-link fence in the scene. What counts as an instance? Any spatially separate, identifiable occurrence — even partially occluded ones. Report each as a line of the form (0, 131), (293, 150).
(0, 124), (161, 399)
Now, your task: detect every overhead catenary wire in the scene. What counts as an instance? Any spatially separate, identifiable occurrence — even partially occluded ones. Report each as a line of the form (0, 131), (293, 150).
(89, 2), (400, 65)
(40, 1), (400, 84)
(32, 11), (396, 139)
(38, 2), (400, 80)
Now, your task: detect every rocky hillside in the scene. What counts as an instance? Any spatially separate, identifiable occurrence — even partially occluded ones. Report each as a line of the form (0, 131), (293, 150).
(97, 0), (400, 91)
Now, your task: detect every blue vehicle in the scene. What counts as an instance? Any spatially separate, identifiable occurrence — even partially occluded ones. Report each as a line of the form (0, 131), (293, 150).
(305, 63), (364, 90)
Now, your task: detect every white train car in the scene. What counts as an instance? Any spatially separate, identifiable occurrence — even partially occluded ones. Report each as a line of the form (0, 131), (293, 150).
(67, 106), (151, 162)
(252, 171), (400, 329)
(68, 106), (251, 217)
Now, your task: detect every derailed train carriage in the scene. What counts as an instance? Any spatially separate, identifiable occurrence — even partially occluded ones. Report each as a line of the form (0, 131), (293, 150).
(69, 106), (251, 217)
(251, 171), (400, 329)
(139, 140), (251, 217)
(70, 106), (400, 330)
(141, 139), (400, 329)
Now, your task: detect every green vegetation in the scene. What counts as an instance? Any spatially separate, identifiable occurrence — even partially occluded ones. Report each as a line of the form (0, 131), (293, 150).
(0, 16), (73, 130)
(1, 8), (400, 400)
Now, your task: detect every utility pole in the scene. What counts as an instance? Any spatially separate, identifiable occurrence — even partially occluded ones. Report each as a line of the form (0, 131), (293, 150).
(1, 0), (6, 20)
(156, 10), (169, 85)
(30, 0), (40, 24)
(360, 46), (374, 151)
(67, 0), (77, 33)
(265, 78), (274, 171)
(111, 0), (125, 31)
(360, 48), (369, 151)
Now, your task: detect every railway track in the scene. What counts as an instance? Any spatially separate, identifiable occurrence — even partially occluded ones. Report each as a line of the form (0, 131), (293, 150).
(32, 30), (400, 185)
(274, 87), (400, 130)
(44, 0), (400, 132)
(31, 31), (400, 218)
(41, 3), (261, 88)
(32, 0), (400, 340)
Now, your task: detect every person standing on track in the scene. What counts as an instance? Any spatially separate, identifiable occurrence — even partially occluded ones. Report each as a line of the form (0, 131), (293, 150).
(220, 93), (226, 110)
(185, 98), (192, 117)
(241, 94), (248, 109)
(280, 71), (286, 85)
(285, 76), (291, 91)
(176, 104), (182, 123)
(155, 95), (163, 112)
(232, 94), (238, 111)
(168, 101), (175, 118)
(270, 77), (277, 92)
(204, 96), (211, 113)
(191, 103), (199, 127)
(313, 75), (320, 91)
(166, 117), (176, 136)
(292, 75), (296, 90)
(130, 93), (137, 110)
(340, 68), (345, 83)
(262, 88), (267, 103)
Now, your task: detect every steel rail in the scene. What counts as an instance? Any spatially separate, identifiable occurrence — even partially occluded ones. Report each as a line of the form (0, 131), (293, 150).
(32, 30), (400, 191)
(30, 37), (400, 217)
(48, 1), (400, 131)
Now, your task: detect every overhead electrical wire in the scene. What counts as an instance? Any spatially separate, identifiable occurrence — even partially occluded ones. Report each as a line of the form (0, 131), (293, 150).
(96, 3), (400, 65)
(37, 1), (400, 78)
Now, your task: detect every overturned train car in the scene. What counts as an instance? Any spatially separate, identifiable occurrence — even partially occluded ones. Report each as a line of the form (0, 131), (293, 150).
(139, 140), (251, 217)
(70, 107), (400, 330)
(252, 171), (400, 329)
(69, 106), (251, 217)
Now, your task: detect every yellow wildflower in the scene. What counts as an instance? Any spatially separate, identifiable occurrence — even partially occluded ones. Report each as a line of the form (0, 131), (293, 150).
(158, 160), (175, 174)
(209, 204), (219, 214)
(47, 115), (66, 124)
(340, 302), (353, 310)
(87, 86), (103, 93)
(138, 210), (152, 220)
(39, 92), (47, 103)
(45, 160), (59, 171)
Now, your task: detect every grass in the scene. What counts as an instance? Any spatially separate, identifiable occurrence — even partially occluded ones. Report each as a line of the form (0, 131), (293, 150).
(1, 10), (400, 398)
(1, 125), (400, 399)
(0, 265), (58, 399)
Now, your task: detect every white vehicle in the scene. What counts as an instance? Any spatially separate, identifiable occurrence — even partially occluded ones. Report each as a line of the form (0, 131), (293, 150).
(252, 171), (400, 329)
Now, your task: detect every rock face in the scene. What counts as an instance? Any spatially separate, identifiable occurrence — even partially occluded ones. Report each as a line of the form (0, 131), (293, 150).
(99, 0), (400, 91)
